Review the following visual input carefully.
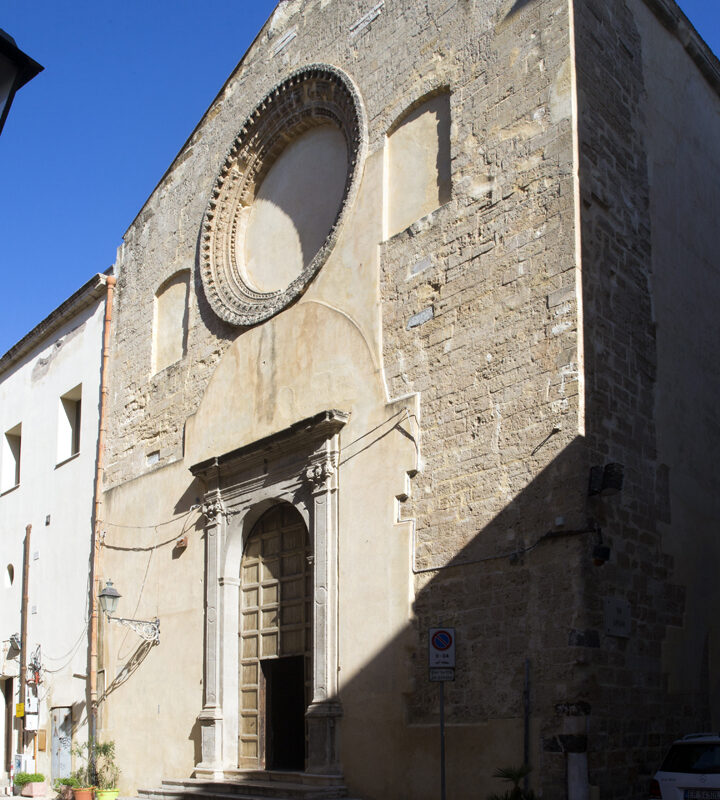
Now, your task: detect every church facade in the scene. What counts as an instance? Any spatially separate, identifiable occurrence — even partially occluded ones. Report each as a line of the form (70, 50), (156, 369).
(96, 1), (720, 798)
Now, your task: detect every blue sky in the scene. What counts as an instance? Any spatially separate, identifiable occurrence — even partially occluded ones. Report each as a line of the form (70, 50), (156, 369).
(0, 0), (718, 356)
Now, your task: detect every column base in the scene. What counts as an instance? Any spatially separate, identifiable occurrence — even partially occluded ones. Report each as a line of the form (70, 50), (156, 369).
(195, 706), (223, 777)
(305, 700), (343, 775)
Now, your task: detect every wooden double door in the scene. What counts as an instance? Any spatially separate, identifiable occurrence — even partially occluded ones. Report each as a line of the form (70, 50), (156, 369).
(238, 505), (311, 770)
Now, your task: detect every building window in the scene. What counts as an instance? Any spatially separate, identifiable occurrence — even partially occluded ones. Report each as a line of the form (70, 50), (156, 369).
(153, 270), (190, 374)
(1, 423), (22, 492)
(57, 385), (81, 464)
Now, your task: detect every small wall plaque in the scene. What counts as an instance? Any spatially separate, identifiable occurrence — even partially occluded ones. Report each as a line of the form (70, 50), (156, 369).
(603, 597), (631, 638)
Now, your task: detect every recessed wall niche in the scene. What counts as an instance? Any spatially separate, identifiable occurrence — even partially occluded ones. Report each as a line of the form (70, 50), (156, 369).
(153, 270), (190, 374)
(200, 65), (365, 327)
(385, 92), (451, 238)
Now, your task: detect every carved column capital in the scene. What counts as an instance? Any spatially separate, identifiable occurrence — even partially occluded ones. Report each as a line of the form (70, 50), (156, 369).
(202, 493), (225, 522)
(304, 456), (337, 495)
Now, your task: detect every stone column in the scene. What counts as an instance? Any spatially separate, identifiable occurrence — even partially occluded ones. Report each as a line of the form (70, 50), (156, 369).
(304, 435), (343, 774)
(195, 480), (225, 779)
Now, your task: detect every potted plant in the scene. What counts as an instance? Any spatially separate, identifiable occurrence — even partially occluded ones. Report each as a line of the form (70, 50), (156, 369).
(94, 742), (119, 800)
(54, 777), (80, 800)
(487, 766), (536, 800)
(13, 772), (46, 798)
(70, 742), (93, 800)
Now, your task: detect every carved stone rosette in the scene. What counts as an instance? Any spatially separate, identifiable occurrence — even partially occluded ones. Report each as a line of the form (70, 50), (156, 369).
(200, 65), (366, 327)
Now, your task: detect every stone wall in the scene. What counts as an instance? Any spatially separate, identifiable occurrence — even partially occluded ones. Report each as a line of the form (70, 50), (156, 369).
(103, 0), (586, 796)
(378, 0), (589, 793)
(574, 1), (720, 797)
(100, 0), (720, 797)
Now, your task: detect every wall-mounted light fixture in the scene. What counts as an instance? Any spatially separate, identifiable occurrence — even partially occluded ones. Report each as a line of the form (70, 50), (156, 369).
(98, 579), (160, 644)
(600, 463), (624, 496)
(588, 466), (603, 496)
(592, 541), (611, 566)
(588, 463), (624, 497)
(0, 31), (43, 136)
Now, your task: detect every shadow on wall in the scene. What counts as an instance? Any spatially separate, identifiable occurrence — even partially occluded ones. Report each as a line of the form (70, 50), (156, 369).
(99, 639), (156, 704)
(335, 435), (593, 799)
(504, 0), (537, 22)
(325, 433), (687, 799)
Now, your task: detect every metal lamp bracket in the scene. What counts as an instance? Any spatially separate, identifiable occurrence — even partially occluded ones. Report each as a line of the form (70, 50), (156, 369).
(107, 615), (160, 644)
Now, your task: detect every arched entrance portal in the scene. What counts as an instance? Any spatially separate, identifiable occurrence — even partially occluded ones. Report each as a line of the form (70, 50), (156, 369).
(191, 410), (347, 779)
(239, 504), (311, 770)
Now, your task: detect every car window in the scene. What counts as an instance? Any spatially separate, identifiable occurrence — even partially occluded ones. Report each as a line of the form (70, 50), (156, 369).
(662, 744), (720, 773)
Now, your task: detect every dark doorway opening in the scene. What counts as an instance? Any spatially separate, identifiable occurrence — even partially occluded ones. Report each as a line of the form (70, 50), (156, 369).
(2, 679), (13, 774)
(262, 656), (305, 771)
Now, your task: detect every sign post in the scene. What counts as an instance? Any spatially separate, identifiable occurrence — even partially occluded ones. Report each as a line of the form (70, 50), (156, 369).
(429, 628), (455, 800)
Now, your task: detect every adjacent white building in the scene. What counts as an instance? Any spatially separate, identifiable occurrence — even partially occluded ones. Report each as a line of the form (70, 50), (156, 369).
(0, 273), (110, 787)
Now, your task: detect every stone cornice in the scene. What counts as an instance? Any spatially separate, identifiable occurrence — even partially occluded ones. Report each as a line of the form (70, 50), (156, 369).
(0, 271), (111, 376)
(642, 0), (720, 95)
(190, 409), (349, 480)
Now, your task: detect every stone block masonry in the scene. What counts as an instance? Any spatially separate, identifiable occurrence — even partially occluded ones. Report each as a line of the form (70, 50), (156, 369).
(99, 0), (720, 797)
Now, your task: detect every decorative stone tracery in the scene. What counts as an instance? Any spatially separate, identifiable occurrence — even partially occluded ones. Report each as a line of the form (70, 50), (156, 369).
(200, 65), (365, 326)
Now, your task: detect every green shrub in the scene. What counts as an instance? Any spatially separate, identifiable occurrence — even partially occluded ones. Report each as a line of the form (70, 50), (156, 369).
(487, 765), (536, 800)
(53, 777), (80, 790)
(70, 739), (119, 789)
(70, 742), (92, 787)
(94, 741), (119, 790)
(14, 773), (45, 787)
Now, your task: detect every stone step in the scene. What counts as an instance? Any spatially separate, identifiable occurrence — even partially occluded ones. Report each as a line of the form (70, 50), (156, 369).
(221, 773), (343, 788)
(137, 776), (351, 800)
(151, 787), (344, 799)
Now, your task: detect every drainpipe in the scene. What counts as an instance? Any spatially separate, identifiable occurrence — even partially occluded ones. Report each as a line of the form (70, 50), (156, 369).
(88, 274), (116, 758)
(19, 525), (31, 761)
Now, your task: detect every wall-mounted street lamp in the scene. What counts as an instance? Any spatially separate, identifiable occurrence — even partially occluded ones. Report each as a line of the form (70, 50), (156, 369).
(98, 580), (160, 644)
(0, 31), (43, 136)
(588, 463), (625, 497)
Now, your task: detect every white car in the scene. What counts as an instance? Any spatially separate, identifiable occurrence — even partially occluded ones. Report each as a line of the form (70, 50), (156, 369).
(651, 734), (720, 799)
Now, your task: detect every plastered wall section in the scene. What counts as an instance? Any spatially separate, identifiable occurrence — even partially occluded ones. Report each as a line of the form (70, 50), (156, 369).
(101, 0), (584, 797)
(0, 298), (105, 777)
(99, 460), (206, 792)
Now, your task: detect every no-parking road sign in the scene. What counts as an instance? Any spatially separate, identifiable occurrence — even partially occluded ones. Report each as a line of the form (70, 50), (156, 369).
(429, 627), (456, 669)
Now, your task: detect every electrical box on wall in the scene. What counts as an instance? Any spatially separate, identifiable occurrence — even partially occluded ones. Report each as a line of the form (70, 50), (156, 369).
(25, 688), (38, 713)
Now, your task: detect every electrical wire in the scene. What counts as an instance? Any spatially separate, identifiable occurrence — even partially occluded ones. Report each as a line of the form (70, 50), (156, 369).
(102, 506), (198, 530)
(412, 526), (601, 574)
(102, 510), (198, 552)
(41, 623), (88, 670)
